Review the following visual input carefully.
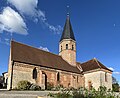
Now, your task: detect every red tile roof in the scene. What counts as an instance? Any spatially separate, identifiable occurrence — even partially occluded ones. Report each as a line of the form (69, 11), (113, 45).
(80, 58), (112, 72)
(11, 41), (81, 74)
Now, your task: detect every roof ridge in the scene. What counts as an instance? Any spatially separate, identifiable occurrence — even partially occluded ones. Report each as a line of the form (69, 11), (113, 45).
(11, 40), (61, 57)
(93, 58), (102, 68)
(76, 62), (83, 72)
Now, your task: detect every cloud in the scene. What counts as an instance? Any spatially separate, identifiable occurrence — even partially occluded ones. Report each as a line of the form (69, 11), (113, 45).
(8, 0), (45, 19)
(39, 46), (49, 52)
(8, 0), (62, 34)
(4, 38), (10, 45)
(0, 37), (10, 46)
(45, 23), (62, 34)
(108, 67), (114, 71)
(113, 72), (120, 75)
(0, 7), (28, 35)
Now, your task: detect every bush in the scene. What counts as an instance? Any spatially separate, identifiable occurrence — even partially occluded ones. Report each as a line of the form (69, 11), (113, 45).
(17, 80), (31, 90)
(112, 83), (119, 92)
(0, 83), (3, 89)
(55, 84), (64, 91)
(48, 86), (118, 98)
(29, 84), (41, 91)
(47, 82), (54, 90)
(48, 90), (72, 98)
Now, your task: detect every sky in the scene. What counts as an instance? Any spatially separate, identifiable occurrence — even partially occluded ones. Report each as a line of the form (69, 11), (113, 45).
(0, 0), (120, 84)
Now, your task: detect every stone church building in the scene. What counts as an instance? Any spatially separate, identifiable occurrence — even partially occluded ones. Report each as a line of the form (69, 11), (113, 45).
(7, 15), (112, 90)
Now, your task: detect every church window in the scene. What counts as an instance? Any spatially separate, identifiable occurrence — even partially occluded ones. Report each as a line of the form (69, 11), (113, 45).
(33, 68), (37, 79)
(105, 72), (107, 82)
(66, 44), (68, 49)
(72, 45), (74, 50)
(77, 76), (78, 83)
(57, 72), (60, 81)
(61, 46), (62, 51)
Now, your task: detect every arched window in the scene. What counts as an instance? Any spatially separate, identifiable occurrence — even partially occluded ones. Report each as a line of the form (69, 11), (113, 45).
(105, 72), (107, 82)
(66, 44), (68, 49)
(72, 45), (74, 50)
(57, 72), (60, 81)
(33, 68), (37, 79)
(77, 76), (78, 83)
(61, 46), (62, 51)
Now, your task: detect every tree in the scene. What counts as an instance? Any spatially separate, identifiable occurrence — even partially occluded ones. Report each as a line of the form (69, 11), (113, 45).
(112, 76), (119, 92)
(112, 76), (118, 84)
(112, 83), (119, 92)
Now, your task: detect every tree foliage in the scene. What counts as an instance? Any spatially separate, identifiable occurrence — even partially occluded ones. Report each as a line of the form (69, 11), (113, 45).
(112, 83), (119, 92)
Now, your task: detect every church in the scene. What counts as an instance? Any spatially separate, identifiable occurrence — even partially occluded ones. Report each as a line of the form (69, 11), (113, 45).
(7, 14), (112, 90)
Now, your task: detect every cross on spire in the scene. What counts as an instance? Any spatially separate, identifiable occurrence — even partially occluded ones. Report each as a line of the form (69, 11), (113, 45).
(59, 6), (76, 42)
(67, 5), (70, 16)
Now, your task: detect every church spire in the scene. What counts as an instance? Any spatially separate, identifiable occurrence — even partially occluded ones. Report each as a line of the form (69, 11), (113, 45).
(59, 8), (76, 66)
(60, 7), (76, 42)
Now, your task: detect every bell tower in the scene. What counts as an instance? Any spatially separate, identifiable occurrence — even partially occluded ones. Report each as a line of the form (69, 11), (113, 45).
(59, 14), (76, 66)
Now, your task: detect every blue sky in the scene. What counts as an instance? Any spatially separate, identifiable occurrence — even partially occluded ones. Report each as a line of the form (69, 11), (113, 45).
(0, 0), (120, 84)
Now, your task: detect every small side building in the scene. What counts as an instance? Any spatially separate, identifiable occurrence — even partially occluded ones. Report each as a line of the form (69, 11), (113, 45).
(80, 58), (112, 90)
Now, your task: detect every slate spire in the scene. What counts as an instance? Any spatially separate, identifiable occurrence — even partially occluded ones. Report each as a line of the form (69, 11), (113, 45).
(60, 14), (76, 42)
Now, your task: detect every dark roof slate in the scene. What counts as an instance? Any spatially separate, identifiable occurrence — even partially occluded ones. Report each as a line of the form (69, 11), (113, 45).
(11, 41), (81, 74)
(80, 58), (112, 72)
(60, 16), (76, 42)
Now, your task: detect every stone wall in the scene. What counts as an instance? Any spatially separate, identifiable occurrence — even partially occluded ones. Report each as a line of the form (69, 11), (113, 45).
(99, 70), (112, 90)
(59, 39), (76, 66)
(8, 61), (85, 89)
(7, 49), (12, 90)
(39, 67), (85, 89)
(11, 62), (37, 89)
(84, 69), (112, 90)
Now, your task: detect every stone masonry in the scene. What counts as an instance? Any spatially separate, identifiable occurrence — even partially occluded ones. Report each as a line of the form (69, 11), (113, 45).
(59, 39), (76, 66)
(8, 61), (84, 90)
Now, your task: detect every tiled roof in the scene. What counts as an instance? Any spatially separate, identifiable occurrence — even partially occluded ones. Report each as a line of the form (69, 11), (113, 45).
(11, 41), (81, 74)
(60, 15), (76, 42)
(80, 58), (112, 72)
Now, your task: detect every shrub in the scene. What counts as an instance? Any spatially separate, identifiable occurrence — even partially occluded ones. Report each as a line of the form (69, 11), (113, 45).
(112, 83), (119, 92)
(17, 80), (31, 90)
(0, 83), (3, 89)
(69, 87), (76, 91)
(47, 82), (54, 90)
(48, 90), (72, 98)
(48, 86), (118, 98)
(29, 84), (41, 91)
(55, 84), (64, 91)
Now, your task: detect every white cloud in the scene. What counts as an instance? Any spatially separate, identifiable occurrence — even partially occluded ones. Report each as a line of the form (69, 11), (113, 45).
(4, 38), (10, 45)
(0, 37), (10, 46)
(39, 46), (49, 52)
(48, 25), (62, 34)
(0, 7), (28, 35)
(108, 67), (114, 71)
(8, 0), (62, 34)
(113, 72), (120, 75)
(8, 0), (46, 20)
